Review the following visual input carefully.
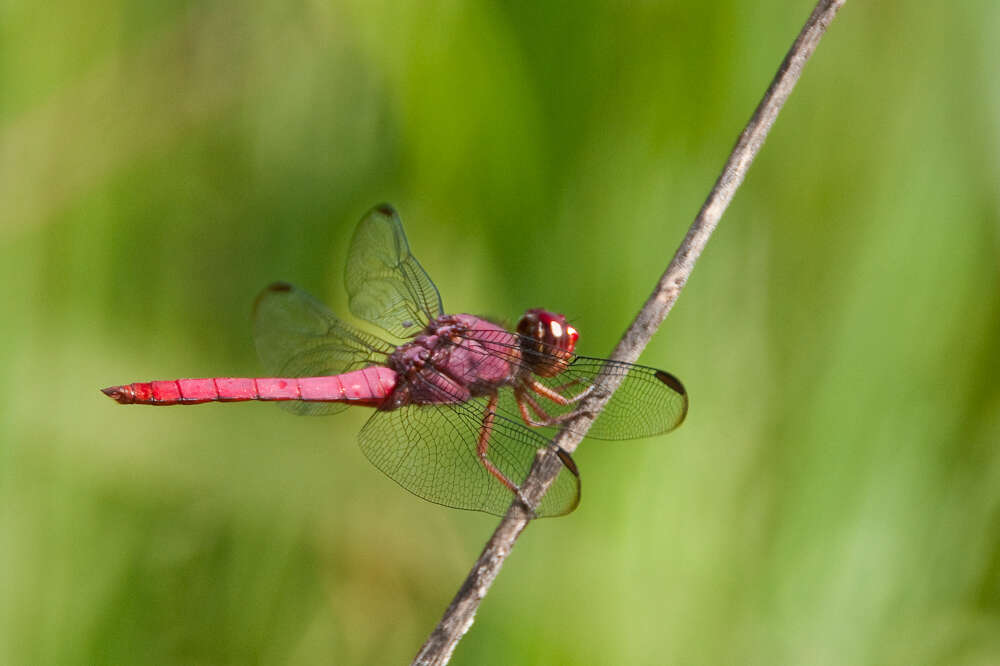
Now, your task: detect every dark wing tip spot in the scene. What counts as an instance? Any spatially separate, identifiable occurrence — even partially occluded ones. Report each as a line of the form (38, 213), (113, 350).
(655, 370), (690, 429)
(253, 282), (293, 317)
(654, 370), (686, 396)
(554, 447), (580, 477)
(374, 203), (396, 216)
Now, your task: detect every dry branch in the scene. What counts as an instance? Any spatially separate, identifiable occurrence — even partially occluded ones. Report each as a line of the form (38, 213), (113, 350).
(413, 1), (847, 663)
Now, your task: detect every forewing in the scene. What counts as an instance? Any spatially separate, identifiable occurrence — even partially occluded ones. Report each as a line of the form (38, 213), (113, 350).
(358, 400), (580, 517)
(344, 204), (443, 339)
(499, 356), (688, 440)
(426, 324), (687, 440)
(252, 282), (395, 415)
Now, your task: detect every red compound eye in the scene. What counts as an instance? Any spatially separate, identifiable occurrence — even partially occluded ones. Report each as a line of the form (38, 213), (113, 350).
(565, 324), (579, 351)
(517, 309), (578, 377)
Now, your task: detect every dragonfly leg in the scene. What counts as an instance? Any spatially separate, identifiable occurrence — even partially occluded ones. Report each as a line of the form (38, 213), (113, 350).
(527, 378), (594, 406)
(478, 393), (536, 516)
(515, 381), (596, 428)
(515, 386), (558, 427)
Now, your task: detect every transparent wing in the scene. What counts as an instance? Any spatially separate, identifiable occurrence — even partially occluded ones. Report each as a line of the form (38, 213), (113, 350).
(344, 204), (443, 339)
(439, 326), (688, 440)
(252, 282), (396, 415)
(507, 356), (688, 440)
(358, 399), (580, 518)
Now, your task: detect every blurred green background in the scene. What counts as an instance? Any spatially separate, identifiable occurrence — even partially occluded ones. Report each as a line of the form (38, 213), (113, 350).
(3, 1), (998, 664)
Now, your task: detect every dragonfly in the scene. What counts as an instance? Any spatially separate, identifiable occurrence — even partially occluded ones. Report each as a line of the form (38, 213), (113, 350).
(102, 204), (688, 517)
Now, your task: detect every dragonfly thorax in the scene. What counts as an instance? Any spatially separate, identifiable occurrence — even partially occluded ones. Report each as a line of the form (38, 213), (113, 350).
(383, 314), (521, 409)
(516, 309), (578, 378)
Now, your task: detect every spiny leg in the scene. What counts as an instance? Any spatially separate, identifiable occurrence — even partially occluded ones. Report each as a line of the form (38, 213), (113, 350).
(515, 386), (557, 427)
(527, 378), (593, 406)
(515, 381), (597, 428)
(477, 393), (536, 516)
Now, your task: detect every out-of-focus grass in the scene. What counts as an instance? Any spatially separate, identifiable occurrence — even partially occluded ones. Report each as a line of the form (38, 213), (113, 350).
(2, 1), (998, 664)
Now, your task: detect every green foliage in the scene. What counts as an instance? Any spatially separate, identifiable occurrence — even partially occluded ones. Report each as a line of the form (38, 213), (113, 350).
(2, 1), (998, 664)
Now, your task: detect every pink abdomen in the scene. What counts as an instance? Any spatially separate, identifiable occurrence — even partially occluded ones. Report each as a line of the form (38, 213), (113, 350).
(102, 367), (397, 406)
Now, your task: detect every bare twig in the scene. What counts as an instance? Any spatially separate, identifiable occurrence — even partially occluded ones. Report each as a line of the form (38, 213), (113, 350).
(413, 1), (847, 663)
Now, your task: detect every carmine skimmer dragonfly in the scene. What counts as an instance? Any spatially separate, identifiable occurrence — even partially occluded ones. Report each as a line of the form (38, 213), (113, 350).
(102, 204), (688, 517)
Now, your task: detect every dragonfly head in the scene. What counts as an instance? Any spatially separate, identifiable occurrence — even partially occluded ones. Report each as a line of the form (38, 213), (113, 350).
(517, 309), (579, 377)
